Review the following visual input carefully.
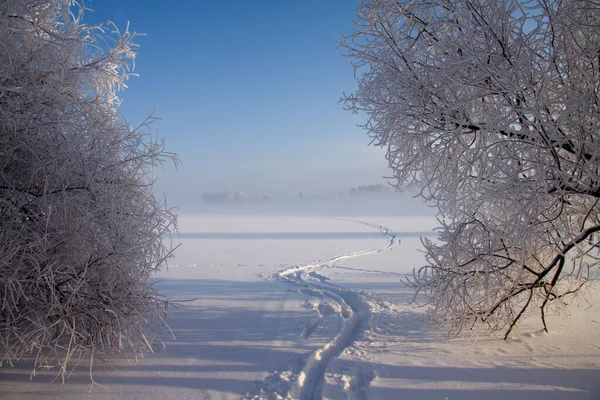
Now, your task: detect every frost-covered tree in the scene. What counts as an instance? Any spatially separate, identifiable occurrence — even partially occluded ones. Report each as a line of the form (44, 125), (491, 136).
(0, 0), (177, 378)
(341, 0), (600, 337)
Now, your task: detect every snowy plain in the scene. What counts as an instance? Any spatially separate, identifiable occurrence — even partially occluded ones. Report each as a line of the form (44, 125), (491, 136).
(1, 210), (599, 399)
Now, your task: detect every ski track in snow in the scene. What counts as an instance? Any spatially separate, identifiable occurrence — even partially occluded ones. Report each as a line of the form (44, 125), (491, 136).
(249, 218), (400, 400)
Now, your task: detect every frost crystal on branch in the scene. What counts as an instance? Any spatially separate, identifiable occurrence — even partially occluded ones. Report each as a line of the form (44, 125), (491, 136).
(341, 0), (600, 337)
(0, 0), (177, 379)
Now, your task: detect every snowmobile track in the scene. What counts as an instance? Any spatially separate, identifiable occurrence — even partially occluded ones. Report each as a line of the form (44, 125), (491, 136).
(261, 218), (399, 400)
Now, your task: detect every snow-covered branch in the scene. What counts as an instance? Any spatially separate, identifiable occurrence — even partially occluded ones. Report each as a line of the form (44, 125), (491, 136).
(0, 0), (177, 380)
(341, 0), (600, 337)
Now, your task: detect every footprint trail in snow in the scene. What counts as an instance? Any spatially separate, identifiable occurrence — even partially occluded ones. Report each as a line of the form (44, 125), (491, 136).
(249, 218), (399, 400)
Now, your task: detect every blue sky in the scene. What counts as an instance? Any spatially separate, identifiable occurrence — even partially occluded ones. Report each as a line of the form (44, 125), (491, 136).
(86, 0), (392, 206)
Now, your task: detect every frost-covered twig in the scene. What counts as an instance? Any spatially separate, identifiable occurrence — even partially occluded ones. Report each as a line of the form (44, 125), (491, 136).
(0, 0), (177, 380)
(341, 0), (600, 337)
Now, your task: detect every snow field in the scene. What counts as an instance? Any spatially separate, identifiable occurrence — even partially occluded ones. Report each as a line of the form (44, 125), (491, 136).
(0, 214), (598, 399)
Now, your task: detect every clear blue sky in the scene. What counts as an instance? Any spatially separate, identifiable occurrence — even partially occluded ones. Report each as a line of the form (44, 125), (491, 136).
(86, 0), (392, 207)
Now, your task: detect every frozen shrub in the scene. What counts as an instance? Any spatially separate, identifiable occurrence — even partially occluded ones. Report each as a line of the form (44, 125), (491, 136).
(0, 0), (177, 378)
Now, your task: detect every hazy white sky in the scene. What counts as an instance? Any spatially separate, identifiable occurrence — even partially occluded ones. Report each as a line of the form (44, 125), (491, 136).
(87, 0), (394, 206)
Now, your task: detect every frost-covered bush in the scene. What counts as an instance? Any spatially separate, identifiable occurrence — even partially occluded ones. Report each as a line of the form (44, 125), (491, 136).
(341, 0), (600, 338)
(0, 0), (177, 378)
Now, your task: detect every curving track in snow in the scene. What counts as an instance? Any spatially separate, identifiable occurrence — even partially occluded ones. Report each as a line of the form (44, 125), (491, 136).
(258, 218), (399, 400)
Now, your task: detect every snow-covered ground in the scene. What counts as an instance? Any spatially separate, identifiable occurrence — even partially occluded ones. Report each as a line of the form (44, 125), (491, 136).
(1, 214), (599, 399)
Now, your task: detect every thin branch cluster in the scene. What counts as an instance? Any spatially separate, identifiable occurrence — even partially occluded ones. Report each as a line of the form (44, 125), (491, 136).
(341, 0), (600, 337)
(0, 0), (177, 378)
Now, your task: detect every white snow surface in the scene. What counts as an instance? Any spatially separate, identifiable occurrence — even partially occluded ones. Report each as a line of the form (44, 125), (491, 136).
(1, 214), (599, 399)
